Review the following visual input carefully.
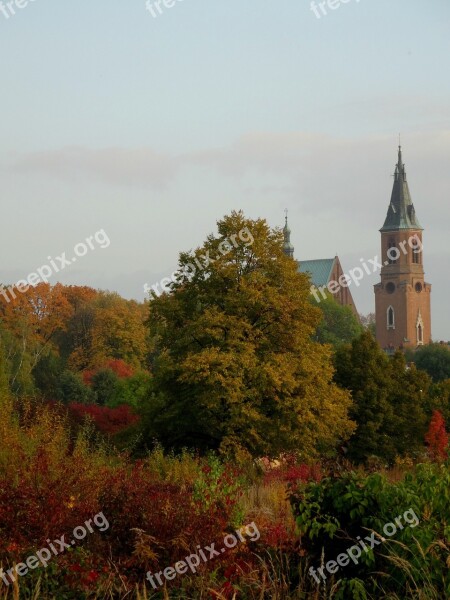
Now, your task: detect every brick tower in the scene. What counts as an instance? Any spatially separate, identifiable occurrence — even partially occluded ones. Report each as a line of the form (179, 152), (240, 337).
(374, 146), (432, 351)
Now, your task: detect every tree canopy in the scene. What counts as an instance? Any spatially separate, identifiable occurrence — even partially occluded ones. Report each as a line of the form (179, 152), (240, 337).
(413, 343), (450, 382)
(334, 331), (430, 463)
(145, 211), (354, 459)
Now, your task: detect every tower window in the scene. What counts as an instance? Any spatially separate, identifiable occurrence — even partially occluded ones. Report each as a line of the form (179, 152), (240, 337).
(416, 312), (424, 345)
(417, 324), (423, 345)
(412, 238), (421, 264)
(386, 282), (396, 294)
(387, 306), (395, 330)
(387, 239), (399, 264)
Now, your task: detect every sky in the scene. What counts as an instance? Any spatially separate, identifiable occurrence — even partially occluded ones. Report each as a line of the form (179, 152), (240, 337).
(0, 0), (449, 338)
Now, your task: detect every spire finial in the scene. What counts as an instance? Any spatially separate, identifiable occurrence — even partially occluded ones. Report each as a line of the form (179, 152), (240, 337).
(282, 209), (294, 258)
(397, 138), (403, 172)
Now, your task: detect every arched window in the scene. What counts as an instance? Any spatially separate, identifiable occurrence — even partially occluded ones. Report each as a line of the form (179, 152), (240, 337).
(387, 306), (395, 329)
(387, 239), (399, 264)
(416, 312), (424, 345)
(417, 325), (423, 344)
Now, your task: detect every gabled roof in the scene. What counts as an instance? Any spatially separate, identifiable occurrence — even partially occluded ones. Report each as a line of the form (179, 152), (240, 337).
(381, 146), (423, 232)
(297, 258), (336, 287)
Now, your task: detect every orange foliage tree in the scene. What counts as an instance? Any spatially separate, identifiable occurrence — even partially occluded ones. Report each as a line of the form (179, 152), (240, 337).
(425, 410), (449, 461)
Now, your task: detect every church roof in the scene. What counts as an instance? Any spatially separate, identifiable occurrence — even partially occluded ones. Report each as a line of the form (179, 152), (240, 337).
(298, 258), (336, 287)
(381, 146), (423, 232)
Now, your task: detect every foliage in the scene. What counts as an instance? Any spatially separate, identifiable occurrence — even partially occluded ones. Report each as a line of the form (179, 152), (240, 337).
(359, 312), (376, 336)
(90, 368), (120, 405)
(425, 410), (449, 461)
(334, 331), (430, 463)
(83, 358), (135, 385)
(67, 403), (140, 436)
(413, 342), (450, 382)
(0, 399), (242, 596)
(146, 211), (354, 459)
(56, 370), (95, 405)
(314, 293), (363, 348)
(290, 463), (450, 599)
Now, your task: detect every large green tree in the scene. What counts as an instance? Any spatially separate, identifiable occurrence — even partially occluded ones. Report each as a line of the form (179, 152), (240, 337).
(144, 211), (354, 459)
(334, 331), (430, 463)
(314, 293), (363, 348)
(414, 343), (450, 382)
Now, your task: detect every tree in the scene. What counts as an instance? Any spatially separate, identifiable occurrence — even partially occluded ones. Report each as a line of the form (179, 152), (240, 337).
(91, 368), (120, 406)
(425, 410), (448, 461)
(385, 353), (430, 458)
(0, 283), (72, 391)
(334, 331), (395, 462)
(414, 343), (450, 382)
(0, 331), (10, 398)
(314, 293), (363, 348)
(334, 332), (431, 463)
(32, 352), (64, 398)
(57, 370), (94, 404)
(360, 312), (376, 336)
(145, 211), (354, 459)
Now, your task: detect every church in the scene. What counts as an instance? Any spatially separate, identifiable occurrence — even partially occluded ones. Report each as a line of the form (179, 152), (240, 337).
(282, 145), (432, 352)
(282, 213), (359, 316)
(374, 146), (432, 351)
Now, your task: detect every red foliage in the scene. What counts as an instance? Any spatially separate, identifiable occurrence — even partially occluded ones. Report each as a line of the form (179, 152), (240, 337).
(107, 359), (134, 378)
(263, 460), (321, 486)
(0, 440), (240, 593)
(425, 410), (449, 461)
(83, 359), (135, 385)
(68, 403), (139, 435)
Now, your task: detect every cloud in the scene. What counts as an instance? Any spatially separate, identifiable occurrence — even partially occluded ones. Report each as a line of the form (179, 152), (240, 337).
(11, 146), (179, 189)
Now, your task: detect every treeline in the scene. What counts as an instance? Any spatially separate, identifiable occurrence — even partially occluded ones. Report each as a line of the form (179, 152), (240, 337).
(1, 211), (449, 464)
(0, 284), (151, 406)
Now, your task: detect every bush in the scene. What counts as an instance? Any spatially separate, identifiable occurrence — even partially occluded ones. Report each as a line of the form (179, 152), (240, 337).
(290, 464), (450, 599)
(57, 371), (95, 404)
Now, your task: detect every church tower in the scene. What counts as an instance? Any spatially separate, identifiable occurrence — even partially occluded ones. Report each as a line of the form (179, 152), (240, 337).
(374, 146), (432, 351)
(283, 211), (295, 258)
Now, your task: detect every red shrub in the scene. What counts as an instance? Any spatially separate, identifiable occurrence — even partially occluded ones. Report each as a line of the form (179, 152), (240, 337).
(83, 359), (135, 385)
(425, 410), (449, 461)
(68, 403), (139, 435)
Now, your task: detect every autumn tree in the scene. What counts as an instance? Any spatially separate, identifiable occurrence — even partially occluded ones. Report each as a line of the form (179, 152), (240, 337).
(59, 287), (148, 371)
(425, 410), (449, 461)
(145, 211), (354, 459)
(0, 283), (72, 393)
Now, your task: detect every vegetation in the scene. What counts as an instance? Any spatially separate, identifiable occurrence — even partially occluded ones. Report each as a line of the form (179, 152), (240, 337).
(0, 211), (449, 598)
(144, 211), (354, 459)
(413, 342), (450, 382)
(314, 292), (364, 348)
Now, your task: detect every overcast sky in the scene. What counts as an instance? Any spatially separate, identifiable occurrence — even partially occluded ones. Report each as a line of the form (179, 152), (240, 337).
(0, 0), (449, 339)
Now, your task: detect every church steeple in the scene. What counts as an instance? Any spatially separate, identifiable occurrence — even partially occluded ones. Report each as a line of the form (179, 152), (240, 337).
(381, 145), (422, 232)
(374, 144), (431, 351)
(283, 210), (294, 258)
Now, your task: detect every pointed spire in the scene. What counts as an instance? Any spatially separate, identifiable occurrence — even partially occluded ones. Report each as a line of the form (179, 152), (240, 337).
(381, 145), (422, 232)
(283, 210), (295, 258)
(398, 144), (403, 170)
